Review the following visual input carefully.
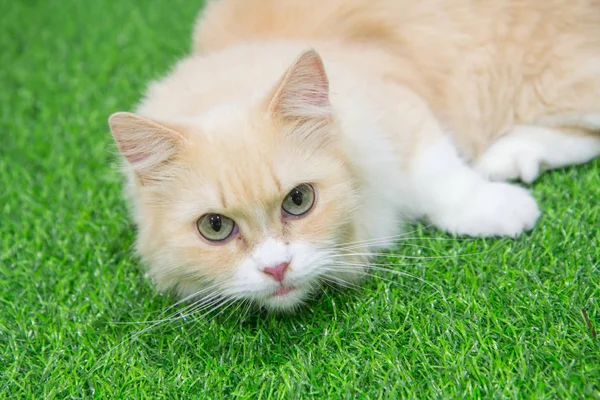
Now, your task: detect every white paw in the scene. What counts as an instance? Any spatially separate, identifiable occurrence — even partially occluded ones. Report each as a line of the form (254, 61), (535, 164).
(475, 137), (543, 183)
(433, 182), (541, 237)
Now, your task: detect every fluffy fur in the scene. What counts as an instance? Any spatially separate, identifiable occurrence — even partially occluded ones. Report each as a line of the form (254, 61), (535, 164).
(109, 0), (600, 311)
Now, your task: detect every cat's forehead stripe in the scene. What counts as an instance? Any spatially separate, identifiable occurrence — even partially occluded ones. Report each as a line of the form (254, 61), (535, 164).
(267, 162), (282, 192)
(217, 159), (283, 210)
(216, 179), (227, 209)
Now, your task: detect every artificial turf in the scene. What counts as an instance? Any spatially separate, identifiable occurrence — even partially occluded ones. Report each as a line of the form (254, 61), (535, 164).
(1, 0), (599, 398)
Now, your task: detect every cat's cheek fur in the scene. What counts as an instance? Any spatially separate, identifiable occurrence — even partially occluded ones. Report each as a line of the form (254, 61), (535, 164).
(134, 207), (244, 298)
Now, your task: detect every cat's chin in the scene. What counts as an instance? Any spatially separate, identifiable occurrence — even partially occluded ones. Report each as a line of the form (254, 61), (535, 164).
(258, 285), (310, 312)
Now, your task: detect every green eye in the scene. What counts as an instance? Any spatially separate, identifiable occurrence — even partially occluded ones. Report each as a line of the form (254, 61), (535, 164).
(196, 214), (237, 242)
(282, 184), (315, 217)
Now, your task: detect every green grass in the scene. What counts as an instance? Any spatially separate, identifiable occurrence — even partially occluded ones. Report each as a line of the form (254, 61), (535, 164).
(1, 0), (599, 398)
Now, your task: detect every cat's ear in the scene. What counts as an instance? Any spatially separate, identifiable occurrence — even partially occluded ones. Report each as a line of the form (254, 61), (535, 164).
(267, 49), (331, 121)
(108, 112), (187, 184)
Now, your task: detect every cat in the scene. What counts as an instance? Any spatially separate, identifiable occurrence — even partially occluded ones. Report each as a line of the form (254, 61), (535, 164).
(108, 0), (600, 312)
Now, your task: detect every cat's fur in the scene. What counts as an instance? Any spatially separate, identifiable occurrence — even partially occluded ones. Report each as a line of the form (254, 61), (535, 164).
(109, 0), (600, 311)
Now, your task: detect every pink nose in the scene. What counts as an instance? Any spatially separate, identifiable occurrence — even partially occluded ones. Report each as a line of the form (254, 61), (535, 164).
(262, 262), (289, 283)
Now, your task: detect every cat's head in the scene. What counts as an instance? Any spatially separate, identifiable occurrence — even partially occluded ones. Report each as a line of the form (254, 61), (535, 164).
(109, 50), (365, 311)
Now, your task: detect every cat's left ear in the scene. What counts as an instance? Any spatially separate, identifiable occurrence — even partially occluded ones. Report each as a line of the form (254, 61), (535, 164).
(267, 49), (331, 121)
(108, 112), (187, 184)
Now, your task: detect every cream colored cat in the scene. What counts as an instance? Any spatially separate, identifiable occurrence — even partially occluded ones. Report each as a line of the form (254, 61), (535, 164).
(109, 0), (600, 311)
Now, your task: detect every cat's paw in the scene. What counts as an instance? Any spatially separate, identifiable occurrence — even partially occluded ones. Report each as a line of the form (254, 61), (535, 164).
(433, 182), (541, 237)
(475, 136), (542, 183)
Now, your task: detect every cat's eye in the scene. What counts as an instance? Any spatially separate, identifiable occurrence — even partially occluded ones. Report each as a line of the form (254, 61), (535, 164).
(196, 214), (237, 242)
(282, 184), (315, 217)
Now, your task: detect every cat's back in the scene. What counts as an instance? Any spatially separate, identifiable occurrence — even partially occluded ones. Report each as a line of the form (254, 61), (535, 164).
(193, 0), (600, 54)
(192, 0), (600, 111)
(190, 0), (600, 159)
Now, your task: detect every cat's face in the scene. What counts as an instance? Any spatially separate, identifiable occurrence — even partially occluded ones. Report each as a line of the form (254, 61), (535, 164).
(110, 50), (365, 311)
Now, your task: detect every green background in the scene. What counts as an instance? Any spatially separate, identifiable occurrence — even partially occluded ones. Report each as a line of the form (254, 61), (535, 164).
(1, 0), (599, 397)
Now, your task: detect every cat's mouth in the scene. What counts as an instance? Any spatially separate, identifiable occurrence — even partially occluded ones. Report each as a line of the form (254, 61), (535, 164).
(261, 284), (308, 311)
(274, 286), (295, 296)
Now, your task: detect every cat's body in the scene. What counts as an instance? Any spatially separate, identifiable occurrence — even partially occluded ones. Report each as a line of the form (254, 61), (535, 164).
(194, 0), (600, 159)
(109, 0), (600, 311)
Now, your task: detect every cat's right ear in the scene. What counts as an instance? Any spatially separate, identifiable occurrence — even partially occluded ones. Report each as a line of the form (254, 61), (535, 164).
(108, 112), (187, 184)
(266, 49), (331, 121)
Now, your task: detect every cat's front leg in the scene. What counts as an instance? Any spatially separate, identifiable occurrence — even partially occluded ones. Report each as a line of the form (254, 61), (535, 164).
(408, 135), (541, 237)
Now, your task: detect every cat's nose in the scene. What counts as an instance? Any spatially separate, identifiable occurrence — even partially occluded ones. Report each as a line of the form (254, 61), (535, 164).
(262, 262), (289, 283)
